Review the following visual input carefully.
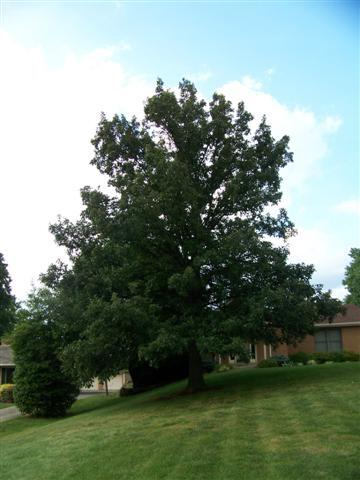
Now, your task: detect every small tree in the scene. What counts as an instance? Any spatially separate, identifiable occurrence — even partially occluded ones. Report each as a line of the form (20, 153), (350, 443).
(12, 290), (79, 417)
(0, 252), (16, 340)
(343, 248), (360, 306)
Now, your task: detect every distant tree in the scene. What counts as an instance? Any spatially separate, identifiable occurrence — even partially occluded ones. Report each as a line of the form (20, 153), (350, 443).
(343, 248), (360, 306)
(0, 252), (16, 340)
(48, 79), (341, 392)
(12, 289), (79, 417)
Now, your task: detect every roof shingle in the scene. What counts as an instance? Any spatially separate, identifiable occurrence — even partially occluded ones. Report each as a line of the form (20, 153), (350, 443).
(0, 345), (15, 366)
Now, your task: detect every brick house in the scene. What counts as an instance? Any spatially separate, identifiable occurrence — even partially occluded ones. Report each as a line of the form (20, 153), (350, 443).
(223, 304), (360, 365)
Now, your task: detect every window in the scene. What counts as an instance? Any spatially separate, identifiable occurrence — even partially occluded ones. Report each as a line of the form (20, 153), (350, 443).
(1, 367), (15, 384)
(315, 329), (342, 352)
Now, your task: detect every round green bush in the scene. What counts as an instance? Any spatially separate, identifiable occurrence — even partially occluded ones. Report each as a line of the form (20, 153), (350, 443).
(12, 321), (79, 417)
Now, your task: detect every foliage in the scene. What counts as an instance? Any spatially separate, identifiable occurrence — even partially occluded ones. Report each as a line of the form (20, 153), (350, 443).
(0, 384), (14, 403)
(0, 252), (16, 339)
(309, 352), (332, 364)
(202, 359), (216, 373)
(44, 79), (341, 391)
(342, 351), (360, 362)
(257, 358), (279, 368)
(343, 248), (360, 306)
(310, 351), (359, 364)
(216, 363), (234, 372)
(289, 352), (310, 365)
(12, 290), (79, 417)
(269, 354), (290, 366)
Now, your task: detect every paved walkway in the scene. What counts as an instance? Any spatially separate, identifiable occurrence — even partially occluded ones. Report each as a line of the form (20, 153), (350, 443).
(0, 406), (20, 422)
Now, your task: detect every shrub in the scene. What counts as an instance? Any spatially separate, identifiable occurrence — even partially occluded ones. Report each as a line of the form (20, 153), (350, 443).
(310, 352), (332, 364)
(202, 359), (216, 373)
(289, 352), (309, 365)
(270, 355), (291, 366)
(216, 364), (234, 373)
(257, 358), (278, 368)
(0, 384), (14, 403)
(328, 352), (345, 362)
(12, 320), (79, 417)
(311, 351), (360, 364)
(342, 351), (360, 362)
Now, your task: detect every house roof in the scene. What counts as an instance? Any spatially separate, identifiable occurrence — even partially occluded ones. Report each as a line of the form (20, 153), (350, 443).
(315, 304), (360, 327)
(0, 345), (14, 366)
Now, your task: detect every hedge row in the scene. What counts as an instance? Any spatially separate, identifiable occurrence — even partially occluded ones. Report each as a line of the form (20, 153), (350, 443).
(290, 351), (360, 365)
(258, 351), (359, 368)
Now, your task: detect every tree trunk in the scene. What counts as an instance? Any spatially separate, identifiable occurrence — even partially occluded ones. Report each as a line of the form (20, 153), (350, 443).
(105, 380), (109, 396)
(186, 342), (205, 392)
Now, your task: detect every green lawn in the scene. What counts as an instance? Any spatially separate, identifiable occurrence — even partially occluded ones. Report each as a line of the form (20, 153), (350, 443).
(1, 363), (359, 480)
(0, 401), (13, 409)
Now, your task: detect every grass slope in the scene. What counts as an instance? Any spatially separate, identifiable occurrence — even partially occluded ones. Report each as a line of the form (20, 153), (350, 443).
(1, 363), (359, 480)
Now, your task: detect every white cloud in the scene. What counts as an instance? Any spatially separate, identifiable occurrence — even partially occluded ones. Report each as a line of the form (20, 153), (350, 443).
(218, 77), (342, 199)
(335, 199), (360, 216)
(330, 285), (348, 301)
(0, 30), (153, 299)
(287, 227), (348, 283)
(241, 75), (262, 90)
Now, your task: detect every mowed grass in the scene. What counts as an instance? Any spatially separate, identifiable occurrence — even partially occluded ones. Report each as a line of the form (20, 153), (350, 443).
(1, 363), (359, 480)
(0, 402), (12, 409)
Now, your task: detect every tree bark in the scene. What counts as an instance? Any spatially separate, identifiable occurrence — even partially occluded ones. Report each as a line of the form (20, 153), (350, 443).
(186, 341), (205, 392)
(105, 380), (109, 396)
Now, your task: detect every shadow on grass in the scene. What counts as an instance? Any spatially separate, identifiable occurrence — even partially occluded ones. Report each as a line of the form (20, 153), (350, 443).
(140, 362), (360, 407)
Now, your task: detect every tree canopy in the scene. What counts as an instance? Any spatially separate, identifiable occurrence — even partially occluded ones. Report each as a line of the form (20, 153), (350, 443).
(46, 79), (341, 391)
(343, 248), (360, 306)
(0, 252), (16, 340)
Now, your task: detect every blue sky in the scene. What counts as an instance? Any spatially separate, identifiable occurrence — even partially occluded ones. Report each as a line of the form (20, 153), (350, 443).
(0, 0), (358, 299)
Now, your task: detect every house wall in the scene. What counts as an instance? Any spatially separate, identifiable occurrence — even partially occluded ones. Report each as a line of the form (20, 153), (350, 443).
(272, 343), (289, 356)
(256, 342), (272, 362)
(287, 335), (315, 355)
(81, 371), (131, 392)
(220, 325), (360, 366)
(283, 326), (360, 355)
(107, 372), (131, 391)
(341, 326), (360, 353)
